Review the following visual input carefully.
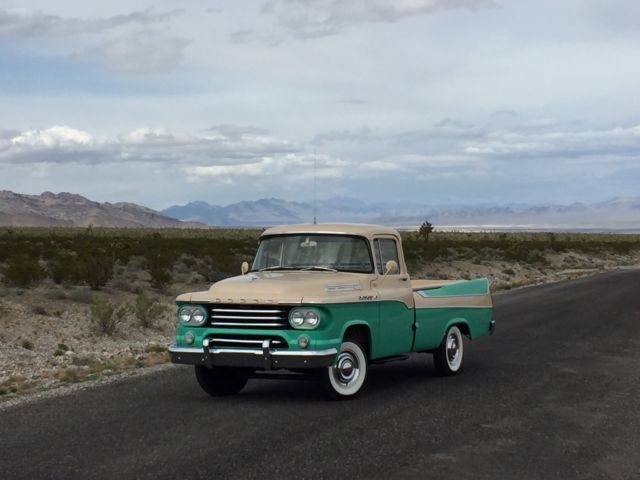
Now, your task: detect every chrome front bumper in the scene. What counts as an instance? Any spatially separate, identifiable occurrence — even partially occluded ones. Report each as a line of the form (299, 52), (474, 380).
(169, 339), (338, 370)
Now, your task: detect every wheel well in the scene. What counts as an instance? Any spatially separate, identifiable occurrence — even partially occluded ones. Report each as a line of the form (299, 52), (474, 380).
(343, 325), (371, 358)
(454, 322), (471, 339)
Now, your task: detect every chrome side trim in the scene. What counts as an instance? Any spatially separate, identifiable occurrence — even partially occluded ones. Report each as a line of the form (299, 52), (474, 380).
(417, 291), (490, 298)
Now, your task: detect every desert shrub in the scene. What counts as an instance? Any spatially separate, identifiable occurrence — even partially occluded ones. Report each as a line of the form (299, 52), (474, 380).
(1, 255), (45, 287)
(91, 297), (118, 335)
(31, 305), (48, 316)
(133, 292), (168, 329)
(47, 254), (79, 285)
(78, 250), (114, 290)
(21, 340), (34, 350)
(68, 289), (94, 304)
(144, 254), (173, 290)
(502, 268), (515, 275)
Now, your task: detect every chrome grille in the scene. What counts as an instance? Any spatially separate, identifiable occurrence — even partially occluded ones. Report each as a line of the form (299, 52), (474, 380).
(209, 304), (292, 329)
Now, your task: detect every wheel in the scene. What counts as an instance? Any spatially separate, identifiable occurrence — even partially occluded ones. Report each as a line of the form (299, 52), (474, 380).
(433, 325), (464, 376)
(194, 365), (248, 397)
(319, 341), (368, 400)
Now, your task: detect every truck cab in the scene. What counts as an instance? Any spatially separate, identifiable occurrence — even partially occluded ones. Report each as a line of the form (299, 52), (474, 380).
(169, 224), (494, 399)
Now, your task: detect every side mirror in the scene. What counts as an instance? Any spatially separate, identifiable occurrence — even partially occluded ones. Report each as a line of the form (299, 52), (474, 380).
(384, 260), (399, 275)
(241, 261), (249, 275)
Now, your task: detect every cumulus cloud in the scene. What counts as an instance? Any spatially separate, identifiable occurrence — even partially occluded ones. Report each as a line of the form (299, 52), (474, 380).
(260, 0), (498, 38)
(0, 125), (296, 166)
(83, 30), (190, 74)
(10, 126), (94, 148)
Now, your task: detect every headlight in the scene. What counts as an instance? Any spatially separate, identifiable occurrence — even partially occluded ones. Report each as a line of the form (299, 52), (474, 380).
(289, 308), (321, 329)
(192, 307), (206, 325)
(178, 305), (207, 326)
(179, 306), (193, 323)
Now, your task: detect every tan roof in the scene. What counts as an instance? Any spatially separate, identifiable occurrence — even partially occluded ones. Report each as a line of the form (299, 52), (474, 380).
(261, 223), (400, 239)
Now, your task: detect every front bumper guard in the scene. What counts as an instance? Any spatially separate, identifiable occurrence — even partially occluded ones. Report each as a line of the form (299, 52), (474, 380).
(169, 339), (338, 370)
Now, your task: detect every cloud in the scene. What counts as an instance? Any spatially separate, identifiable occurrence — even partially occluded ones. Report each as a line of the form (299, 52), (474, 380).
(0, 7), (187, 73)
(83, 30), (190, 73)
(0, 125), (296, 166)
(463, 125), (640, 159)
(10, 126), (95, 148)
(185, 152), (348, 182)
(260, 0), (498, 39)
(0, 8), (181, 38)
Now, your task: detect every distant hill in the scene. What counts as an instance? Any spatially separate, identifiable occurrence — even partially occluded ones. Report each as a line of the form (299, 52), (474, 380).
(0, 191), (203, 228)
(163, 196), (640, 231)
(2, 190), (638, 231)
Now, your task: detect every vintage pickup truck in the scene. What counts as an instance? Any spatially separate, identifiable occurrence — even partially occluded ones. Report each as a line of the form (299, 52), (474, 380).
(169, 224), (494, 399)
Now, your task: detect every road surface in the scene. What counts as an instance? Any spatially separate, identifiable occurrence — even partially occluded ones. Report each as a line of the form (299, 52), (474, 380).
(1, 270), (639, 479)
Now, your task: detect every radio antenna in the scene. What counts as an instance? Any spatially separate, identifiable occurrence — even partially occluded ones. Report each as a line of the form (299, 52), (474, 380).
(313, 150), (317, 224)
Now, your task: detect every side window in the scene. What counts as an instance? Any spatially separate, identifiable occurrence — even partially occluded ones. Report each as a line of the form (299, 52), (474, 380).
(373, 238), (400, 274)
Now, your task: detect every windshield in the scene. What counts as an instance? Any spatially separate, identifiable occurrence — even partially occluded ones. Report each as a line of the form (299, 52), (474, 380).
(252, 234), (373, 273)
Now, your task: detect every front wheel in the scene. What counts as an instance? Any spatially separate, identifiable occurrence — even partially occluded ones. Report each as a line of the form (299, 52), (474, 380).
(433, 325), (464, 376)
(319, 341), (368, 400)
(194, 365), (248, 397)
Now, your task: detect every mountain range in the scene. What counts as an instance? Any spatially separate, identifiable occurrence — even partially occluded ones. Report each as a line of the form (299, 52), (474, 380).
(0, 191), (200, 228)
(1, 190), (639, 231)
(162, 196), (640, 231)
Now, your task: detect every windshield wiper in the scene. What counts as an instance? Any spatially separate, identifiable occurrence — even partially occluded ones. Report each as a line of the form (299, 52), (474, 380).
(257, 266), (299, 272)
(300, 266), (339, 273)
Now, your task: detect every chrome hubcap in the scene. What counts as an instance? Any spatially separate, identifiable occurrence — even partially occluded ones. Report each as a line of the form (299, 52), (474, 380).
(334, 351), (359, 385)
(447, 334), (459, 364)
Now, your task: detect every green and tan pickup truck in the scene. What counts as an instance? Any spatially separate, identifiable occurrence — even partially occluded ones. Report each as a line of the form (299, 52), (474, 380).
(169, 224), (494, 399)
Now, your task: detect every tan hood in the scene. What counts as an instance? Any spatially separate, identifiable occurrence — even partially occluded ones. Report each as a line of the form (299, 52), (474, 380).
(177, 271), (373, 305)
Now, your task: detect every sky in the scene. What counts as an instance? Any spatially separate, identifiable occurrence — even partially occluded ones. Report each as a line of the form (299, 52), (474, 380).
(0, 0), (639, 210)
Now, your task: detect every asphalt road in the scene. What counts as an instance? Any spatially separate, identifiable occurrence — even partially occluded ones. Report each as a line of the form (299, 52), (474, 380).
(2, 270), (640, 480)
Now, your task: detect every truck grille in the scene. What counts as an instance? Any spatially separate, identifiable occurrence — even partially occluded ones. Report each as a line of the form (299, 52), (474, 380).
(209, 304), (292, 329)
(208, 334), (288, 349)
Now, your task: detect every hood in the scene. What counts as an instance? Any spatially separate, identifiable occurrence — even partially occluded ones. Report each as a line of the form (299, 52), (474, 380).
(177, 271), (371, 304)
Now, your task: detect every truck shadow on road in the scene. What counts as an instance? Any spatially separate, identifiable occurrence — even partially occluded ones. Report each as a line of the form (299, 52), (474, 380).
(189, 355), (495, 404)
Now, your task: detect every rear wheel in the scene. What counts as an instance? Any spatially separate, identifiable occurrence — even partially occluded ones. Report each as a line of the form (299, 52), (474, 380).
(433, 325), (464, 376)
(194, 365), (248, 396)
(319, 341), (368, 400)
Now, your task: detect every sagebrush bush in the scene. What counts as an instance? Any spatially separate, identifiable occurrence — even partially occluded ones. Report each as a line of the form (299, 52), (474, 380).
(133, 293), (167, 329)
(79, 250), (114, 290)
(90, 297), (118, 335)
(1, 255), (45, 287)
(47, 254), (80, 285)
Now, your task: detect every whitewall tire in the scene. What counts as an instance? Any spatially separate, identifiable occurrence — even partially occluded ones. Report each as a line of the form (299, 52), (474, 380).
(433, 325), (464, 376)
